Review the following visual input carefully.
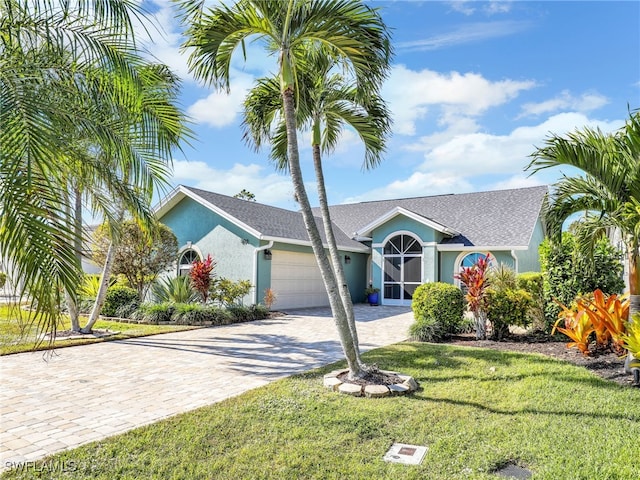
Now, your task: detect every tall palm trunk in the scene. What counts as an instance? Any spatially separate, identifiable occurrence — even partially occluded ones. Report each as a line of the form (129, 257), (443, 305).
(282, 87), (363, 379)
(82, 241), (115, 333)
(311, 142), (365, 368)
(625, 246), (639, 376)
(64, 186), (83, 331)
(82, 208), (124, 333)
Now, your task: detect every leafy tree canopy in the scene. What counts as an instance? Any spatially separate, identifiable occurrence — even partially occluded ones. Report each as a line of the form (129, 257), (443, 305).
(93, 221), (178, 300)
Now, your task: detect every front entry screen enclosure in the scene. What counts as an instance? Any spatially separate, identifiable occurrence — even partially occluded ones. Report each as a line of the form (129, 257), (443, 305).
(383, 234), (422, 304)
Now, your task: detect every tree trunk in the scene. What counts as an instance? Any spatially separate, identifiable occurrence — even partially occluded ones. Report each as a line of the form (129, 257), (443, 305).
(82, 241), (116, 333)
(475, 311), (487, 340)
(311, 143), (365, 368)
(281, 86), (363, 379)
(82, 205), (124, 334)
(65, 290), (81, 332)
(624, 246), (639, 375)
(64, 186), (83, 331)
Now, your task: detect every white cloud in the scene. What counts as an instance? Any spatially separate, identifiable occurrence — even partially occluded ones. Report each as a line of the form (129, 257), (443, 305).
(447, 1), (476, 16)
(343, 171), (474, 204)
(171, 160), (300, 208)
(397, 20), (530, 52)
(414, 112), (624, 177)
(187, 72), (256, 128)
(520, 90), (609, 117)
(352, 111), (626, 203)
(383, 65), (536, 135)
(490, 175), (545, 191)
(484, 1), (512, 15)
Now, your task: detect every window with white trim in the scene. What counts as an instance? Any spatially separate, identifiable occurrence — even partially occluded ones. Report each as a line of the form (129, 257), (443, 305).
(177, 249), (200, 276)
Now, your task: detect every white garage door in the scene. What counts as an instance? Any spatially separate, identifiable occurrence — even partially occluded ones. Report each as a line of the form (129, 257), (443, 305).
(270, 251), (329, 309)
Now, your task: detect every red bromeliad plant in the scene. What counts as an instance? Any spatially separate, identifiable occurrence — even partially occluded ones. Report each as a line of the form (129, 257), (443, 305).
(189, 254), (216, 303)
(455, 253), (492, 339)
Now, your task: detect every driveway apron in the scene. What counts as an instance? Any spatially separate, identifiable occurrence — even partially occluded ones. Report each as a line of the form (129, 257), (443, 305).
(0, 305), (413, 467)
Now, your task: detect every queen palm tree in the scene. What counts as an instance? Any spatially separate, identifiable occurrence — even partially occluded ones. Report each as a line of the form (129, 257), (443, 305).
(527, 108), (640, 372)
(1, 0), (188, 335)
(181, 0), (391, 378)
(242, 47), (391, 367)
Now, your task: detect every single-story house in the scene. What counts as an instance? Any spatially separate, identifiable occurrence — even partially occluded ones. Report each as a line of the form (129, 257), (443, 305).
(155, 185), (548, 309)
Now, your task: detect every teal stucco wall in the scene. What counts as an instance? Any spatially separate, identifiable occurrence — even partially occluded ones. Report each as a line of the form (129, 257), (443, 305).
(159, 197), (257, 304)
(514, 219), (544, 273)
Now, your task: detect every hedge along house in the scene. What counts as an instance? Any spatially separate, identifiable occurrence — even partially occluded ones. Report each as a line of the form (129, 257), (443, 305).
(155, 185), (548, 309)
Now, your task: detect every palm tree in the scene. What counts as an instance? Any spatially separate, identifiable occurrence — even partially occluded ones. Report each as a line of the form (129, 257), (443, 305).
(527, 108), (640, 372)
(242, 47), (391, 367)
(1, 0), (188, 335)
(83, 63), (187, 333)
(181, 0), (391, 378)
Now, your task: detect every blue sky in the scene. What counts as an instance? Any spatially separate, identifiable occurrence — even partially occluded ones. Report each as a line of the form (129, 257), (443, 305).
(139, 0), (640, 210)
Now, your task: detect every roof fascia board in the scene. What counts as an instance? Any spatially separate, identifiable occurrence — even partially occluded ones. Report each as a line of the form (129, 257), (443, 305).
(153, 185), (183, 218)
(436, 245), (528, 252)
(355, 207), (458, 237)
(262, 235), (370, 253)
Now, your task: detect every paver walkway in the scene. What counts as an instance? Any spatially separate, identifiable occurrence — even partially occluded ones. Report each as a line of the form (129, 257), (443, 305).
(0, 305), (413, 469)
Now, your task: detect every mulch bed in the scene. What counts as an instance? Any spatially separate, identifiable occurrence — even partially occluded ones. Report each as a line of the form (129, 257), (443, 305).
(445, 333), (638, 388)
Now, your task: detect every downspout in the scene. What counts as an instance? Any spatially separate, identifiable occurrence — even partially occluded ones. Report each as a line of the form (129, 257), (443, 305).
(511, 250), (519, 272)
(253, 240), (274, 304)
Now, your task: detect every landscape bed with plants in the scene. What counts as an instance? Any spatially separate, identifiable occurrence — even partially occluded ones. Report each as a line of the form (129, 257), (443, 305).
(409, 234), (640, 388)
(0, 247), (272, 355)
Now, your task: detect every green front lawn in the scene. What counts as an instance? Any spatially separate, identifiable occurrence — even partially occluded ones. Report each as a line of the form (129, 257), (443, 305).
(3, 343), (638, 479)
(0, 304), (197, 355)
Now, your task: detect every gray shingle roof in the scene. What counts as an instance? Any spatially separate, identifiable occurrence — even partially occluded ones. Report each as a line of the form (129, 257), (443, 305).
(177, 185), (547, 250)
(321, 185), (548, 247)
(182, 186), (366, 251)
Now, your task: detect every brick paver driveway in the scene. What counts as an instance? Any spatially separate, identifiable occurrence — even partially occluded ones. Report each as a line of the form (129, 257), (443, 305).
(0, 305), (413, 468)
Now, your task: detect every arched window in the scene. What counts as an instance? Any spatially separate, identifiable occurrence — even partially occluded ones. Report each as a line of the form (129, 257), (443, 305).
(177, 248), (201, 276)
(382, 234), (423, 306)
(455, 252), (493, 287)
(461, 252), (487, 269)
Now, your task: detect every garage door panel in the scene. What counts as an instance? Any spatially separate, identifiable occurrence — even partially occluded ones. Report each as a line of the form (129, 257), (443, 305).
(271, 251), (329, 309)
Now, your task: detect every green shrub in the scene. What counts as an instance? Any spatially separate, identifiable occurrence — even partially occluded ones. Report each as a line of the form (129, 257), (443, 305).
(212, 278), (253, 307)
(0, 272), (7, 289)
(133, 303), (175, 324)
(102, 286), (138, 317)
(131, 302), (268, 326)
(78, 274), (114, 298)
(486, 288), (533, 340)
(409, 316), (444, 342)
(517, 272), (545, 331)
(411, 282), (464, 341)
(206, 306), (234, 325)
(539, 234), (625, 332)
(170, 303), (218, 325)
(489, 264), (517, 291)
(152, 276), (198, 304)
(115, 301), (139, 319)
(228, 304), (269, 323)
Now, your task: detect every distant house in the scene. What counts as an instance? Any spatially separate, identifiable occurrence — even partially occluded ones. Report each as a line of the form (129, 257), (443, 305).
(155, 185), (548, 310)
